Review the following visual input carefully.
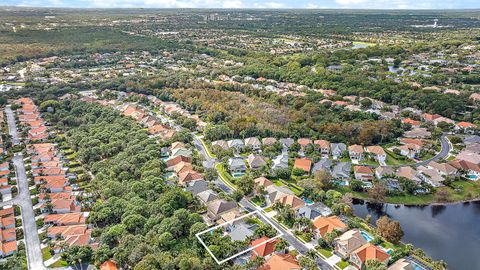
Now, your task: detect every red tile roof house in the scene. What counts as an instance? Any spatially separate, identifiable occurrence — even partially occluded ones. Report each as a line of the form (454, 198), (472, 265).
(349, 243), (390, 269)
(401, 118), (421, 128)
(250, 236), (278, 259)
(421, 113), (442, 122)
(258, 253), (302, 270)
(44, 213), (86, 226)
(297, 138), (312, 152)
(0, 227), (16, 242)
(0, 216), (15, 230)
(40, 199), (81, 214)
(314, 140), (331, 156)
(313, 216), (347, 239)
(353, 166), (374, 181)
(0, 241), (17, 257)
(398, 144), (422, 159)
(293, 158), (312, 174)
(455, 122), (477, 134)
(48, 225), (93, 254)
(254, 176), (273, 193)
(32, 167), (66, 177)
(348, 145), (364, 163)
(0, 163), (9, 171)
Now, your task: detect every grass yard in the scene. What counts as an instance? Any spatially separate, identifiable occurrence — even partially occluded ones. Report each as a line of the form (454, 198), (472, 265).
(42, 247), (53, 261)
(318, 248), (333, 258)
(336, 260), (350, 269)
(215, 163), (237, 189)
(385, 149), (411, 167)
(49, 260), (69, 267)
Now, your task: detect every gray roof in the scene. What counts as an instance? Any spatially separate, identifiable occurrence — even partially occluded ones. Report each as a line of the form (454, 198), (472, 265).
(207, 199), (237, 215)
(279, 138), (294, 148)
(247, 154), (267, 169)
(296, 202), (332, 220)
(312, 159), (333, 173)
(228, 139), (244, 148)
(272, 153), (289, 170)
(229, 157), (246, 170)
(186, 180), (208, 195)
(331, 143), (347, 154)
(333, 162), (351, 179)
(229, 223), (257, 241)
(197, 190), (218, 204)
(171, 148), (192, 158)
(464, 135), (480, 145)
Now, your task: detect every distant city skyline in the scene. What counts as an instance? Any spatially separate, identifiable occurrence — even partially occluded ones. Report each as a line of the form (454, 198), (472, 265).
(3, 0), (480, 9)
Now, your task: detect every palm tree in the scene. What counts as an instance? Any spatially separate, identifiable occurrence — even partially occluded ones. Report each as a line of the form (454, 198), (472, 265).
(275, 238), (289, 254)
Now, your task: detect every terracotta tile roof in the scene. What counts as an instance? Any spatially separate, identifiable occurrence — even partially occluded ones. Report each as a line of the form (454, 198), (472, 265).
(178, 170), (203, 185)
(258, 254), (301, 270)
(353, 243), (390, 264)
(401, 118), (421, 126)
(166, 155), (191, 168)
(0, 240), (17, 254)
(100, 260), (118, 270)
(313, 216), (347, 237)
(314, 140), (330, 148)
(348, 144), (364, 153)
(276, 194), (305, 210)
(297, 138), (312, 146)
(0, 208), (14, 217)
(47, 225), (88, 238)
(254, 177), (273, 189)
(294, 158), (311, 172)
(354, 166), (374, 174)
(366, 146), (386, 156)
(250, 236), (278, 257)
(457, 121), (477, 128)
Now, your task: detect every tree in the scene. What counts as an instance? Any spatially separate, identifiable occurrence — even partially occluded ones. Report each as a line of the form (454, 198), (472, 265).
(204, 168), (218, 182)
(368, 183), (387, 203)
(376, 216), (404, 244)
(62, 246), (93, 269)
(237, 174), (254, 195)
(246, 256), (265, 270)
(275, 238), (289, 253)
(350, 180), (364, 192)
(365, 259), (387, 270)
(298, 256), (317, 270)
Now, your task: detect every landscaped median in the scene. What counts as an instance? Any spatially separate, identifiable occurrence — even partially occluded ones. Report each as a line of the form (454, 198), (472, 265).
(214, 163), (237, 190)
(197, 137), (217, 159)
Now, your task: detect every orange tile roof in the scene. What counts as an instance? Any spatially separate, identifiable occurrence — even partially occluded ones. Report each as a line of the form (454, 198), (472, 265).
(250, 236), (278, 257)
(258, 254), (301, 270)
(100, 260), (118, 270)
(294, 158), (311, 172)
(348, 144), (364, 153)
(166, 155), (192, 168)
(353, 243), (390, 264)
(313, 216), (347, 237)
(0, 208), (14, 217)
(354, 166), (374, 174)
(401, 118), (421, 126)
(44, 213), (86, 225)
(314, 140), (330, 148)
(1, 240), (17, 254)
(47, 225), (88, 238)
(297, 138), (312, 146)
(178, 170), (203, 185)
(276, 195), (305, 210)
(457, 121), (477, 128)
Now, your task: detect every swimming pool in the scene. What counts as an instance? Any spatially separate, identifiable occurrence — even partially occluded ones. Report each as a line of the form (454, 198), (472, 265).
(232, 172), (245, 178)
(335, 180), (348, 186)
(360, 231), (374, 242)
(302, 197), (314, 205)
(467, 175), (478, 181)
(411, 261), (426, 270)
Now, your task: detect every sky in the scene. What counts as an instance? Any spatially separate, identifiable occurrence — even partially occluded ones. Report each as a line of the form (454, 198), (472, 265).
(3, 0), (480, 9)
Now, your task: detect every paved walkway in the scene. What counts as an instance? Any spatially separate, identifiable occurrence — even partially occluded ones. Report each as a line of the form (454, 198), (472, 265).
(5, 107), (46, 270)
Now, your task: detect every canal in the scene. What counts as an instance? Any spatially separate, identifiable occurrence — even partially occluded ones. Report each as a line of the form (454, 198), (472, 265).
(353, 200), (480, 270)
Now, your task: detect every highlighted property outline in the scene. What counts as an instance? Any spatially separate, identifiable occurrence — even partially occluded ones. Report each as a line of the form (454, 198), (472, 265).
(195, 210), (284, 265)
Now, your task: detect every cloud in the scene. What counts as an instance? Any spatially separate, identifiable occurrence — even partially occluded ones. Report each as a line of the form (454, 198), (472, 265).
(253, 1), (286, 8)
(221, 0), (244, 8)
(335, 0), (368, 5)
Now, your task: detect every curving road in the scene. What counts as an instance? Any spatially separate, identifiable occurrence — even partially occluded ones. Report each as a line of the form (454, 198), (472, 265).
(412, 133), (451, 167)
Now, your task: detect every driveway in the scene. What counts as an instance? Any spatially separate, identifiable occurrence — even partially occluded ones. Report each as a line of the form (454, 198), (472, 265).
(413, 133), (451, 167)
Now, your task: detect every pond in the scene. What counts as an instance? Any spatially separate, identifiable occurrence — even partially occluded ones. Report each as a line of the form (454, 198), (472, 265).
(353, 199), (480, 270)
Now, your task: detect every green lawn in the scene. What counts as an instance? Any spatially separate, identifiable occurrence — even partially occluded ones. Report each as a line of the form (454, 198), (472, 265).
(42, 247), (52, 261)
(198, 138), (216, 158)
(336, 260), (350, 269)
(215, 163), (237, 189)
(385, 149), (411, 167)
(318, 248), (333, 258)
(49, 260), (69, 267)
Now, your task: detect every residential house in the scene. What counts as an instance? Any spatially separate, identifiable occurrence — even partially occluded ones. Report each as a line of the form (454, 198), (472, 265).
(272, 153), (289, 171)
(313, 216), (347, 238)
(334, 229), (368, 259)
(297, 138), (312, 151)
(228, 157), (247, 175)
(244, 137), (261, 151)
(398, 144), (422, 159)
(433, 117), (455, 126)
(401, 118), (421, 128)
(396, 167), (421, 183)
(312, 159), (333, 174)
(366, 146), (387, 164)
(422, 113), (441, 122)
(276, 194), (305, 210)
(247, 154), (267, 170)
(166, 155), (192, 168)
(265, 185), (294, 206)
(250, 236), (278, 258)
(212, 140), (229, 150)
(417, 166), (444, 187)
(171, 141), (186, 151)
(455, 122), (477, 134)
(227, 139), (244, 152)
(186, 180), (208, 196)
(99, 260), (118, 270)
(388, 258), (417, 270)
(348, 145), (364, 162)
(375, 166), (394, 179)
(331, 143), (347, 159)
(258, 254), (301, 270)
(178, 170), (203, 186)
(350, 243), (390, 269)
(404, 128), (431, 139)
(427, 161), (457, 176)
(279, 138), (294, 148)
(314, 140), (330, 155)
(206, 199), (237, 222)
(262, 137), (278, 146)
(228, 223), (256, 241)
(332, 162), (351, 179)
(293, 158), (312, 173)
(197, 190), (219, 204)
(0, 241), (17, 257)
(44, 213), (86, 226)
(171, 148), (192, 158)
(465, 143), (480, 154)
(353, 166), (374, 181)
(296, 202), (331, 220)
(254, 177), (273, 192)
